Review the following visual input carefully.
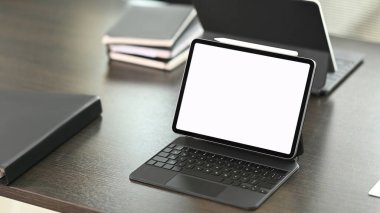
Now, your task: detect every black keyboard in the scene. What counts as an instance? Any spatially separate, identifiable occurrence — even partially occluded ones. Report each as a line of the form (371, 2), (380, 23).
(323, 58), (357, 92)
(146, 144), (287, 194)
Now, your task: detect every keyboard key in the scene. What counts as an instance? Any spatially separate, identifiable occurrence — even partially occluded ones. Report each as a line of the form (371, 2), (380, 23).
(171, 150), (181, 155)
(182, 168), (223, 182)
(261, 177), (273, 182)
(216, 161), (224, 165)
(163, 148), (172, 152)
(241, 177), (249, 183)
(198, 156), (206, 161)
(168, 154), (177, 160)
(167, 160), (177, 165)
(154, 162), (165, 167)
(186, 164), (194, 169)
(180, 152), (188, 157)
(223, 167), (231, 172)
(241, 172), (250, 177)
(178, 162), (186, 167)
(147, 160), (156, 165)
(250, 179), (260, 185)
(200, 152), (208, 156)
(204, 168), (212, 173)
(214, 165), (222, 170)
(195, 166), (203, 171)
(158, 152), (169, 158)
(240, 183), (252, 189)
(263, 171), (273, 177)
(174, 145), (184, 150)
(213, 171), (221, 176)
(195, 161), (203, 166)
(153, 156), (168, 163)
(274, 174), (284, 180)
(168, 144), (176, 148)
(172, 166), (182, 172)
(163, 164), (173, 170)
(253, 169), (261, 174)
(251, 174), (259, 179)
(222, 173), (230, 178)
(251, 186), (259, 191)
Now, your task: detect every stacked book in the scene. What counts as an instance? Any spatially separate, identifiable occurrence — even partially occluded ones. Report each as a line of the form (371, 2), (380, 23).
(102, 1), (203, 71)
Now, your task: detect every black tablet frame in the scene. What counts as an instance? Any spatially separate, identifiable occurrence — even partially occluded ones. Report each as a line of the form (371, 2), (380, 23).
(172, 39), (315, 159)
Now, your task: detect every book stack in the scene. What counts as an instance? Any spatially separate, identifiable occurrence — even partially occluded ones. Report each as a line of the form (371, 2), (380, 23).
(102, 1), (203, 71)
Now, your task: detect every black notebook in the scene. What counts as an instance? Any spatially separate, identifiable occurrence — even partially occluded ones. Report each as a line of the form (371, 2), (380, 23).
(0, 91), (102, 185)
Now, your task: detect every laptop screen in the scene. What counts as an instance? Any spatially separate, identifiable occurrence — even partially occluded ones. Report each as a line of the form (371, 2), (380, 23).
(173, 39), (314, 159)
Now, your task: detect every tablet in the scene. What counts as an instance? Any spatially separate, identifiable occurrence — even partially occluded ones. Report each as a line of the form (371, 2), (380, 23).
(173, 39), (315, 159)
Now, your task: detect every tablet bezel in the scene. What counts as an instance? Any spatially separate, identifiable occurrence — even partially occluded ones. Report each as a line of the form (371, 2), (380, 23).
(172, 39), (315, 159)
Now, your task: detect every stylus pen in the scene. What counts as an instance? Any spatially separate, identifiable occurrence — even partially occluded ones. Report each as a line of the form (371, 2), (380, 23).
(214, 38), (299, 56)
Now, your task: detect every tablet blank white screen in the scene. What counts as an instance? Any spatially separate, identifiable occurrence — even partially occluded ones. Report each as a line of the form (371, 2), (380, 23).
(176, 43), (310, 154)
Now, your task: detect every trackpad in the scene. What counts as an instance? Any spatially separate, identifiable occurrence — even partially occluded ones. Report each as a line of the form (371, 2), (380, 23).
(166, 175), (226, 197)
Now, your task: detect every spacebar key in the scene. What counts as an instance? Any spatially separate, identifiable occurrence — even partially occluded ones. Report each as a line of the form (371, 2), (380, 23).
(181, 169), (223, 182)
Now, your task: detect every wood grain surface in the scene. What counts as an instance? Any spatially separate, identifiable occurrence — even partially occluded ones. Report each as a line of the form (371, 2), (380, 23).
(0, 0), (380, 212)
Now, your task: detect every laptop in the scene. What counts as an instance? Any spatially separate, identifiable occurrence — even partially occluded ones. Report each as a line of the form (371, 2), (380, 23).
(192, 0), (364, 95)
(130, 39), (315, 209)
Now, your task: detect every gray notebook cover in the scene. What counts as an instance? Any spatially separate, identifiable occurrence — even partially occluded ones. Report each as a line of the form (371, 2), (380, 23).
(0, 90), (102, 185)
(103, 2), (196, 47)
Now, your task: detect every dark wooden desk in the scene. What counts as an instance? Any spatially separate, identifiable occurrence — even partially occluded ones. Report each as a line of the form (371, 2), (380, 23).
(1, 0), (380, 212)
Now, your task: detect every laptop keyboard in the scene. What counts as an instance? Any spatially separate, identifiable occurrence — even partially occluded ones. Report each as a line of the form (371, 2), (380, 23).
(146, 144), (288, 194)
(324, 58), (357, 92)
